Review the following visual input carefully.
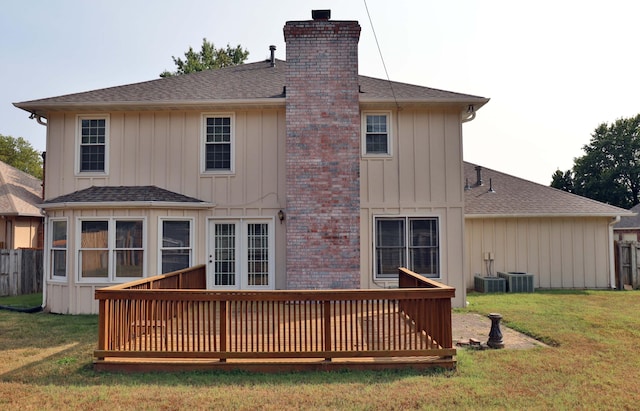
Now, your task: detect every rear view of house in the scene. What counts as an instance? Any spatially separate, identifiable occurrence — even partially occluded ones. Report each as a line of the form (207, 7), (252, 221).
(14, 10), (488, 314)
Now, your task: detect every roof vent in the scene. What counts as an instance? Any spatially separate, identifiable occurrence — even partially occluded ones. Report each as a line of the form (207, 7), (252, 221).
(475, 166), (483, 186)
(269, 45), (276, 67)
(312, 9), (331, 20)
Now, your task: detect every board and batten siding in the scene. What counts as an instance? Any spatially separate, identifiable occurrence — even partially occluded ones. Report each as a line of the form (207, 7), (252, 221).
(360, 108), (466, 308)
(465, 217), (613, 290)
(44, 110), (286, 209)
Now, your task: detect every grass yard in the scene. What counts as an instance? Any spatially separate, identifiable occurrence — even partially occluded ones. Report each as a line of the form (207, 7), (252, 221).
(1, 290), (639, 410)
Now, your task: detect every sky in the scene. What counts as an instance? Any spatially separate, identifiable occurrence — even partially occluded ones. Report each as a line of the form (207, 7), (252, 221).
(2, 0), (639, 185)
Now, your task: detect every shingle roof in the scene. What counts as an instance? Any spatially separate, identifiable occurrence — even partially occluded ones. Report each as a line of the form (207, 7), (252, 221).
(14, 59), (488, 116)
(614, 203), (640, 228)
(0, 160), (42, 217)
(464, 162), (632, 217)
(42, 186), (206, 205)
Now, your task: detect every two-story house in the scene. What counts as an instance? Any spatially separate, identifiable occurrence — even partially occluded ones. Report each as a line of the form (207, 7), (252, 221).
(15, 10), (488, 314)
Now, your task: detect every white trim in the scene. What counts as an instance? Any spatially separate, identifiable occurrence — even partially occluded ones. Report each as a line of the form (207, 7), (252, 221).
(75, 216), (147, 284)
(46, 217), (68, 283)
(41, 201), (215, 210)
(361, 110), (393, 157)
(206, 217), (275, 290)
(372, 214), (442, 281)
(75, 114), (110, 176)
(158, 217), (195, 274)
(201, 112), (235, 175)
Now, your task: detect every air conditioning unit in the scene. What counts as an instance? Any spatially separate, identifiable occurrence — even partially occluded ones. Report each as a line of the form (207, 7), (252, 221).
(497, 272), (535, 293)
(474, 275), (506, 293)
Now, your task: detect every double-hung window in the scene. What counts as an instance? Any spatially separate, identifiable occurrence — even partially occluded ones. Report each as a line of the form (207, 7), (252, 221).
(203, 114), (234, 172)
(374, 216), (440, 279)
(78, 218), (144, 281)
(50, 219), (68, 279)
(78, 116), (108, 173)
(159, 219), (193, 274)
(362, 112), (391, 156)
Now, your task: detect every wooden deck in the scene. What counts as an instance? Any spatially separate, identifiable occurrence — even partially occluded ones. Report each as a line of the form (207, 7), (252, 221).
(94, 267), (456, 372)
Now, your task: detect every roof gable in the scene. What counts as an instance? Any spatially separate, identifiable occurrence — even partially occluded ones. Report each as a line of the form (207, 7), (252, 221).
(464, 162), (632, 217)
(0, 160), (42, 217)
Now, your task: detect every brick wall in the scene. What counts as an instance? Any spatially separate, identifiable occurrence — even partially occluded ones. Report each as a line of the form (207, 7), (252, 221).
(284, 15), (362, 289)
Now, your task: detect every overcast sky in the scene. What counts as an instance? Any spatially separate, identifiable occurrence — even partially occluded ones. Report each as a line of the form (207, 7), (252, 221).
(2, 0), (639, 185)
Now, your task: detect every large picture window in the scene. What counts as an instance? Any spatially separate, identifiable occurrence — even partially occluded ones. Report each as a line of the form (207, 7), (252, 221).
(160, 219), (192, 274)
(203, 114), (234, 172)
(78, 218), (144, 281)
(77, 116), (108, 173)
(375, 216), (439, 279)
(50, 219), (67, 279)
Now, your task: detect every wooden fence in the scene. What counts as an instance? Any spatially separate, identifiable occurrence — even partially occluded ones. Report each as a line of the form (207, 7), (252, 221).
(616, 241), (640, 289)
(0, 249), (43, 297)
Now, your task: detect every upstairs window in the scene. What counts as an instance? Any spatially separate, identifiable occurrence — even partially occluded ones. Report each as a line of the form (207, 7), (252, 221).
(203, 114), (234, 172)
(78, 117), (108, 173)
(363, 112), (391, 156)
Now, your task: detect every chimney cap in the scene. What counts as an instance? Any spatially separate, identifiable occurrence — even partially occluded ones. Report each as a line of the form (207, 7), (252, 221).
(312, 9), (331, 20)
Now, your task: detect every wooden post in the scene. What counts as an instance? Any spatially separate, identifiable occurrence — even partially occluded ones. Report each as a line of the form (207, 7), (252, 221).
(323, 300), (332, 361)
(220, 300), (227, 362)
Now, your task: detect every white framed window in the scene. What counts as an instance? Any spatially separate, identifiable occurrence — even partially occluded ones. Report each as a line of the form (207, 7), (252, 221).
(208, 218), (274, 289)
(362, 111), (392, 156)
(374, 216), (440, 279)
(201, 113), (234, 173)
(77, 217), (145, 282)
(76, 115), (109, 174)
(49, 218), (68, 280)
(159, 218), (193, 274)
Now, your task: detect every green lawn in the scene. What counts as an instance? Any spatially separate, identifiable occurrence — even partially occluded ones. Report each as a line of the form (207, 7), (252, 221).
(1, 290), (639, 410)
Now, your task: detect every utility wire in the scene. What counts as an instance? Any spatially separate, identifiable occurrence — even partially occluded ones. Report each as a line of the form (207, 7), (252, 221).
(363, 0), (400, 109)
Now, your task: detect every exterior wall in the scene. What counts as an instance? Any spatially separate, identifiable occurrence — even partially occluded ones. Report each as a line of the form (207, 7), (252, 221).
(13, 217), (41, 249)
(360, 108), (466, 308)
(465, 217), (614, 290)
(283, 18), (362, 289)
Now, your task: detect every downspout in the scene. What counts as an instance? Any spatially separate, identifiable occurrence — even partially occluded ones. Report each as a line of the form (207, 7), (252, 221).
(31, 112), (48, 310)
(608, 216), (620, 289)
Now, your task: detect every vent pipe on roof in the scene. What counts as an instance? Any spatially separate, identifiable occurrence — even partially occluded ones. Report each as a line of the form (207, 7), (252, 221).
(269, 45), (276, 67)
(475, 166), (483, 186)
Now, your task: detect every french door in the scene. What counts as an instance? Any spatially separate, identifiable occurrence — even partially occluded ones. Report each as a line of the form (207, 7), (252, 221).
(207, 219), (274, 289)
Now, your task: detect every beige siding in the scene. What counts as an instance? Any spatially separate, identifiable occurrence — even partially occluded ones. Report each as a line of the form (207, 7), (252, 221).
(360, 108), (466, 308)
(464, 217), (613, 290)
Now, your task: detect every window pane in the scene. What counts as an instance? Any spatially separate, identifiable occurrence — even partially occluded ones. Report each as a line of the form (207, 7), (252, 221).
(410, 219), (438, 247)
(116, 220), (143, 248)
(51, 250), (66, 277)
(377, 219), (404, 246)
(214, 223), (236, 286)
(409, 219), (439, 277)
(410, 248), (439, 276)
(80, 250), (108, 278)
(206, 143), (231, 170)
(81, 221), (108, 248)
(162, 221), (190, 247)
(162, 250), (191, 274)
(377, 248), (405, 276)
(115, 250), (144, 277)
(80, 145), (105, 171)
(247, 223), (269, 286)
(366, 134), (388, 154)
(52, 220), (67, 248)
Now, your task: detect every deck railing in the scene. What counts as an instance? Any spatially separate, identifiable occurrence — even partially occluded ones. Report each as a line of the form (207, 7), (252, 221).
(94, 266), (455, 368)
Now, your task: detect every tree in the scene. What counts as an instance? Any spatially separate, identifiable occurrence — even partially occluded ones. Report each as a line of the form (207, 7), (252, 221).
(160, 38), (249, 77)
(0, 134), (43, 179)
(550, 169), (574, 193)
(551, 114), (640, 209)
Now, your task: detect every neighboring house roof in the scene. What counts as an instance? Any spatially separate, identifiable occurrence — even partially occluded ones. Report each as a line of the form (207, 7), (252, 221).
(41, 186), (211, 209)
(614, 203), (640, 229)
(14, 59), (489, 116)
(0, 160), (42, 217)
(464, 162), (632, 218)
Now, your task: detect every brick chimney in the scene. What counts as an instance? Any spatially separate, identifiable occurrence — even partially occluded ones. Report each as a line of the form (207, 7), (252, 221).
(284, 11), (362, 289)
